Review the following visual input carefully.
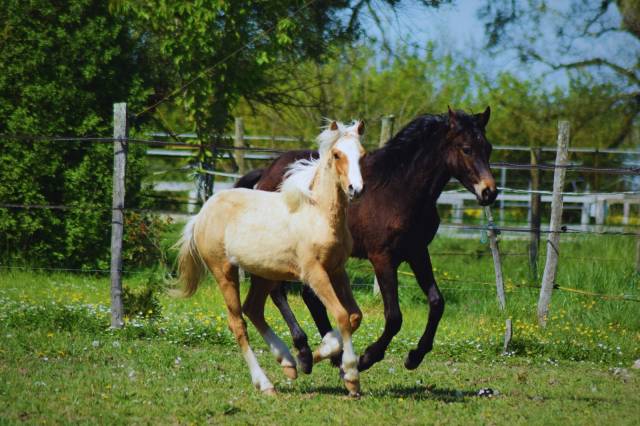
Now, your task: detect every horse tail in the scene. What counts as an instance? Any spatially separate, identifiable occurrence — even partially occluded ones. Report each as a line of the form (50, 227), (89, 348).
(174, 215), (206, 297)
(234, 168), (264, 189)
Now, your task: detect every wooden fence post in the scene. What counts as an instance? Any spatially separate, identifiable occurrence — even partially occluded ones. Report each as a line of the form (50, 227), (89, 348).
(484, 206), (512, 352)
(622, 199), (630, 225)
(529, 148), (541, 281)
(374, 115), (395, 296)
(110, 102), (128, 329)
(484, 206), (506, 310)
(379, 115), (395, 147)
(234, 117), (246, 175)
(537, 120), (570, 327)
(595, 197), (606, 231)
(499, 167), (507, 224)
(636, 232), (640, 275)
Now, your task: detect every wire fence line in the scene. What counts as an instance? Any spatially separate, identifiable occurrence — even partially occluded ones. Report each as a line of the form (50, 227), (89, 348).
(438, 223), (640, 237)
(148, 132), (640, 155)
(2, 263), (637, 303)
(491, 161), (640, 175)
(497, 187), (640, 197)
(2, 201), (638, 237)
(2, 134), (639, 175)
(2, 131), (639, 293)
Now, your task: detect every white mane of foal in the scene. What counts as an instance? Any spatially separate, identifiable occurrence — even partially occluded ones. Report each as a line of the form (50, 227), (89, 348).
(279, 121), (361, 210)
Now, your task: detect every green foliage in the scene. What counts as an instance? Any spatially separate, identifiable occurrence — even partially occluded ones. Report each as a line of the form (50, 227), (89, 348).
(232, 41), (637, 156)
(122, 284), (162, 320)
(0, 0), (157, 268)
(115, 0), (356, 136)
(113, 1), (440, 198)
(122, 212), (171, 269)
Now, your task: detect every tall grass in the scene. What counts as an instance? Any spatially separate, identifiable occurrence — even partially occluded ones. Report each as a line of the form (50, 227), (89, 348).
(1, 230), (638, 365)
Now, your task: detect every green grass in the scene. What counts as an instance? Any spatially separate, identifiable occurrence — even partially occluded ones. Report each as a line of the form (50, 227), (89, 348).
(1, 233), (639, 424)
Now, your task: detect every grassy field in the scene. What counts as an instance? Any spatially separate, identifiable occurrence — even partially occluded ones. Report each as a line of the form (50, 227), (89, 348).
(1, 233), (639, 424)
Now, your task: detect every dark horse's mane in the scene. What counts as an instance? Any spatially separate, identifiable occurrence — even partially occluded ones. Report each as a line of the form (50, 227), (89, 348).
(366, 110), (477, 189)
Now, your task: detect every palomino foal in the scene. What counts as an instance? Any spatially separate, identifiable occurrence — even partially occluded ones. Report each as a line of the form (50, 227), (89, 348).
(176, 121), (366, 396)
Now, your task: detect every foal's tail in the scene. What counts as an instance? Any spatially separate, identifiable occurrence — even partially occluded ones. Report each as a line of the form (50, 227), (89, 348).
(174, 215), (206, 297)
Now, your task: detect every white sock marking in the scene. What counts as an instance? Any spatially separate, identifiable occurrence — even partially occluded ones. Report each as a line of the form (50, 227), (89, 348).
(317, 329), (343, 359)
(242, 347), (273, 391)
(340, 337), (359, 382)
(262, 328), (296, 368)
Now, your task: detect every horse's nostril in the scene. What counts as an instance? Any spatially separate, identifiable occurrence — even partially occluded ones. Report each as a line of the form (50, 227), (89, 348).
(348, 184), (363, 199)
(482, 187), (491, 200)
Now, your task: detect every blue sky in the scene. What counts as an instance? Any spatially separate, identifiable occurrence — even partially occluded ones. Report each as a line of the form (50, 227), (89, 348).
(358, 0), (638, 90)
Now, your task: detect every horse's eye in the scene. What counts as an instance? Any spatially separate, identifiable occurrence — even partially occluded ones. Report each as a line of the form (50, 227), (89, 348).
(333, 151), (340, 160)
(462, 146), (472, 155)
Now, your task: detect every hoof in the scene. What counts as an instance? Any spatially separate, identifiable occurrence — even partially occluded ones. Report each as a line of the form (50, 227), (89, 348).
(283, 365), (298, 380)
(262, 387), (277, 396)
(297, 350), (313, 375)
(344, 379), (361, 397)
(357, 353), (377, 372)
(404, 350), (423, 370)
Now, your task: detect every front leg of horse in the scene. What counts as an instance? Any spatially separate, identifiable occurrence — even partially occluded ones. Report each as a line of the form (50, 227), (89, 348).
(306, 266), (361, 397)
(301, 285), (342, 367)
(357, 256), (402, 372)
(270, 284), (313, 374)
(311, 269), (362, 367)
(404, 252), (444, 370)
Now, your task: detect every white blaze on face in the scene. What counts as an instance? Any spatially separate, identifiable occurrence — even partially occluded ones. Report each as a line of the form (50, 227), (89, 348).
(334, 136), (363, 193)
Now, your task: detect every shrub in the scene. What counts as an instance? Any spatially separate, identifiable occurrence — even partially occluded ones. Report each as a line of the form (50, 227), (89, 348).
(122, 283), (162, 320)
(123, 212), (171, 269)
(0, 0), (163, 268)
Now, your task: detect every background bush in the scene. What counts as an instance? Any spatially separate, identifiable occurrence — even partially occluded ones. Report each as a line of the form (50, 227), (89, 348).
(0, 0), (162, 268)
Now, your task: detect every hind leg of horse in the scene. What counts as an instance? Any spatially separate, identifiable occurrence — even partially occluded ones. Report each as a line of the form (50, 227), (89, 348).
(404, 250), (444, 370)
(212, 262), (275, 394)
(270, 285), (313, 374)
(357, 253), (402, 372)
(244, 278), (298, 380)
(306, 266), (360, 396)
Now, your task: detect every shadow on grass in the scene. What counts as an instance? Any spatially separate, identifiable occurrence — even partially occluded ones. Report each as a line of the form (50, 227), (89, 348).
(280, 384), (477, 402)
(370, 385), (477, 402)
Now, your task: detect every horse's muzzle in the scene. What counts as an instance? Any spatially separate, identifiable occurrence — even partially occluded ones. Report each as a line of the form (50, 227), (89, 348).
(478, 186), (498, 206)
(348, 184), (363, 201)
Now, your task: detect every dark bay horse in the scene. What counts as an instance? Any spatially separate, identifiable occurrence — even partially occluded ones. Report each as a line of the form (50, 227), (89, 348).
(235, 107), (497, 374)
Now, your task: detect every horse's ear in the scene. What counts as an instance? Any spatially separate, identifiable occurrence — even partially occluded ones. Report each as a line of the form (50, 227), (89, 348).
(357, 120), (365, 135)
(330, 121), (338, 131)
(478, 106), (491, 128)
(448, 105), (458, 130)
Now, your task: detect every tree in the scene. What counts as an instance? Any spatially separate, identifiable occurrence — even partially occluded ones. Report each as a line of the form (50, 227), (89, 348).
(479, 0), (639, 148)
(114, 0), (448, 196)
(0, 0), (159, 267)
(232, 41), (480, 146)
